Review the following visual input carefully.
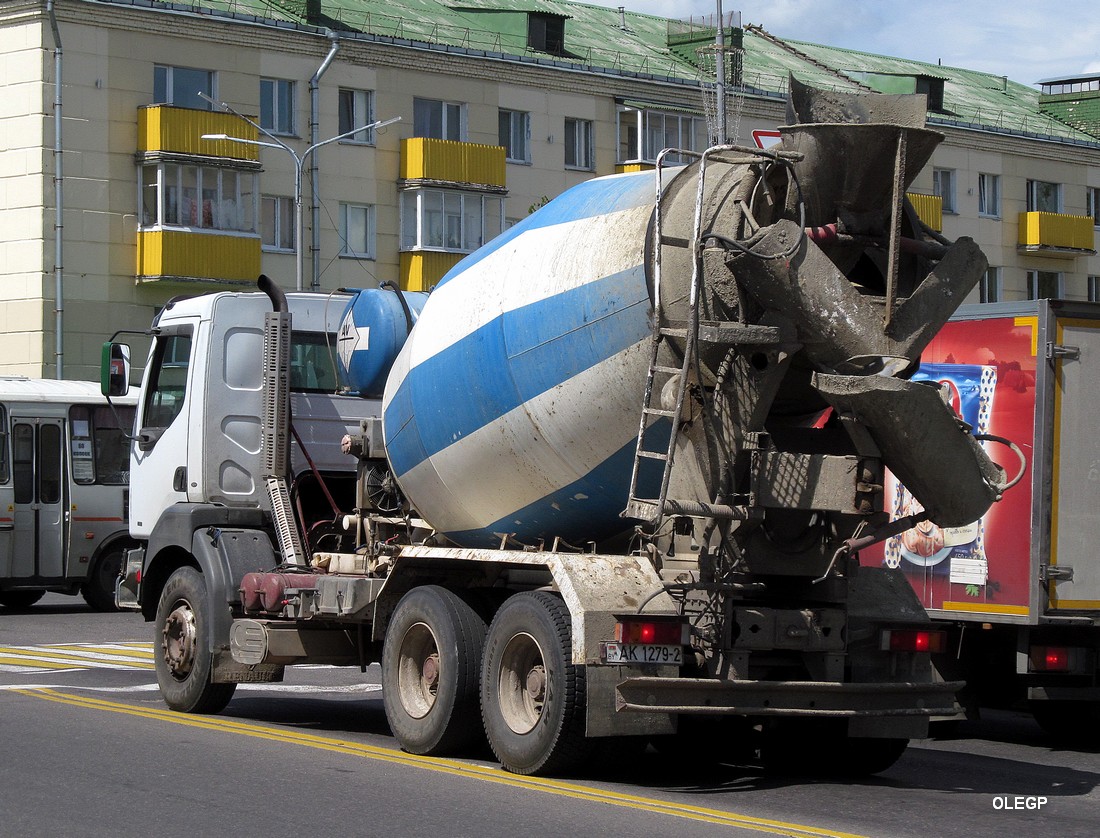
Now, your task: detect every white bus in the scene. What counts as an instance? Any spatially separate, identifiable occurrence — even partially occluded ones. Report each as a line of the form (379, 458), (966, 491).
(0, 378), (137, 611)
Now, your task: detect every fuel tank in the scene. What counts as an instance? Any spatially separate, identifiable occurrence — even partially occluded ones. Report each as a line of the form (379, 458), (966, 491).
(337, 287), (428, 398)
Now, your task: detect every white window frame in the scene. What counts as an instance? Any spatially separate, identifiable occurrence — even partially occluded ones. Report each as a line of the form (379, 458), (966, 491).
(153, 64), (215, 110)
(499, 109), (531, 164)
(260, 78), (296, 136)
(413, 98), (465, 142)
(1026, 269), (1063, 300)
(1089, 275), (1100, 302)
(978, 173), (1000, 218)
(338, 88), (375, 145)
(979, 267), (1002, 303)
(616, 106), (706, 164)
(339, 203), (375, 259)
(261, 195), (295, 252)
(933, 169), (956, 214)
(1026, 179), (1062, 213)
(400, 188), (504, 253)
(564, 117), (594, 170)
(1087, 187), (1100, 227)
(139, 162), (256, 234)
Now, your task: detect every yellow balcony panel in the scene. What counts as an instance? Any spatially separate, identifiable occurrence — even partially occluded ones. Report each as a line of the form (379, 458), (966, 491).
(906, 192), (942, 233)
(615, 163), (655, 174)
(137, 229), (261, 284)
(1018, 211), (1096, 257)
(138, 106), (260, 161)
(400, 138), (506, 189)
(400, 251), (466, 292)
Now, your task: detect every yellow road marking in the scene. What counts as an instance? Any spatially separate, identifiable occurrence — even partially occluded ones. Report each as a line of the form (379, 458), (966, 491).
(0, 646), (153, 670)
(48, 643), (155, 660)
(0, 656), (80, 671)
(17, 687), (865, 838)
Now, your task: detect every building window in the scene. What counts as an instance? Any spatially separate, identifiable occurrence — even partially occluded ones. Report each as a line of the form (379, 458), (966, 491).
(979, 267), (1001, 303)
(261, 195), (294, 251)
(340, 203), (375, 259)
(1027, 270), (1063, 300)
(339, 89), (375, 144)
(978, 173), (1000, 218)
(414, 98), (465, 142)
(565, 118), (593, 170)
(527, 13), (565, 55)
(933, 169), (956, 213)
(617, 107), (707, 164)
(400, 188), (504, 253)
(1087, 187), (1100, 227)
(1089, 275), (1100, 302)
(153, 65), (214, 110)
(499, 109), (531, 164)
(260, 78), (296, 136)
(1027, 179), (1062, 213)
(139, 163), (256, 232)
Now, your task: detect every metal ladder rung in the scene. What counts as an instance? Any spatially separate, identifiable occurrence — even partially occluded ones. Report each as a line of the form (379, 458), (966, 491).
(658, 327), (688, 339)
(643, 406), (676, 418)
(637, 450), (669, 461)
(652, 364), (681, 375)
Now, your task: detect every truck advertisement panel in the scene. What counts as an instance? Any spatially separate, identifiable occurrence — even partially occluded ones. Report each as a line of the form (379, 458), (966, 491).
(869, 315), (1038, 620)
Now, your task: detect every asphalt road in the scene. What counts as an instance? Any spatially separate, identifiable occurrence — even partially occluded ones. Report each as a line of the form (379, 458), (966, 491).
(2, 594), (1098, 838)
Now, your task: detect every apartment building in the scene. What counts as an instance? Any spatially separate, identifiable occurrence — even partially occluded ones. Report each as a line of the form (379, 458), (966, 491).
(2, 0), (1099, 379)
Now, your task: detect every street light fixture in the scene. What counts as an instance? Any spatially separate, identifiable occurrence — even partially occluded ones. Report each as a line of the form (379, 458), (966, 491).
(198, 92), (400, 291)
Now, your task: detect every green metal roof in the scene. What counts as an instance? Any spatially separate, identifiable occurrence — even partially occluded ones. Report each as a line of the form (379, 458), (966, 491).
(103, 0), (1100, 145)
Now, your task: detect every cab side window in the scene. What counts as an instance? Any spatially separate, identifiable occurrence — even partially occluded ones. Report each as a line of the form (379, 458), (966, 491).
(143, 331), (193, 430)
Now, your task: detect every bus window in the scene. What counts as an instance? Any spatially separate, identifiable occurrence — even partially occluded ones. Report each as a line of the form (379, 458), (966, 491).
(13, 424), (33, 503)
(0, 404), (8, 484)
(38, 424), (62, 504)
(70, 404), (135, 485)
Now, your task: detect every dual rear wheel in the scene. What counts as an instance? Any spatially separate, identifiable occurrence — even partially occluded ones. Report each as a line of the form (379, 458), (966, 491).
(382, 587), (589, 776)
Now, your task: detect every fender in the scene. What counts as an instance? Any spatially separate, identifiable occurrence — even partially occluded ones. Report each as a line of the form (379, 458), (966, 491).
(140, 504), (276, 655)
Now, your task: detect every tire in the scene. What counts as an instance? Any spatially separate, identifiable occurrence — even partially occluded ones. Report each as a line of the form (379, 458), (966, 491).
(382, 586), (487, 756)
(154, 566), (236, 714)
(81, 547), (126, 612)
(480, 591), (591, 776)
(0, 590), (45, 610)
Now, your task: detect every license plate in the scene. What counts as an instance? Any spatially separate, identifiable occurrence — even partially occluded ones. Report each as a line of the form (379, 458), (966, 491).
(601, 642), (682, 665)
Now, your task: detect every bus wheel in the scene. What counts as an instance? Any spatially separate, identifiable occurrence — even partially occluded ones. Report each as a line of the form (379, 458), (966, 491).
(0, 590), (45, 610)
(154, 566), (235, 714)
(480, 592), (591, 776)
(81, 547), (125, 612)
(382, 586), (487, 756)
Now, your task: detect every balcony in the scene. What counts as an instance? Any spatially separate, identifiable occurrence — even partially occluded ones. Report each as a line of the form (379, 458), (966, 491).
(400, 138), (506, 190)
(136, 229), (260, 285)
(138, 105), (260, 161)
(906, 192), (942, 233)
(1018, 211), (1096, 257)
(400, 252), (466, 292)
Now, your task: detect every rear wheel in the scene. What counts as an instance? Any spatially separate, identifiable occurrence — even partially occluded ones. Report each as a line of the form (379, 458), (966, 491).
(154, 566), (236, 714)
(480, 591), (591, 776)
(0, 590), (45, 610)
(1031, 700), (1100, 746)
(81, 547), (126, 612)
(382, 586), (487, 756)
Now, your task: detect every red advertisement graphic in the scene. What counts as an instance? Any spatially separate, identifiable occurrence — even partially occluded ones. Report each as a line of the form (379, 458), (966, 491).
(866, 316), (1037, 615)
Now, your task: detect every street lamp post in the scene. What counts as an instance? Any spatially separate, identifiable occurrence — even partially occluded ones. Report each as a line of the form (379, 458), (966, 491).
(200, 100), (399, 291)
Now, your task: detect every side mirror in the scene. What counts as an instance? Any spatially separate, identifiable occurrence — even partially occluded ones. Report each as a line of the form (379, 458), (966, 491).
(101, 342), (131, 397)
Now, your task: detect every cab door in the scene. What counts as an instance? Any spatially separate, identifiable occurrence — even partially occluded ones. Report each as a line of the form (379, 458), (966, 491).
(10, 417), (66, 580)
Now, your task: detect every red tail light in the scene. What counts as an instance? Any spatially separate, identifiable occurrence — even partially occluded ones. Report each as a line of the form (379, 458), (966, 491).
(1029, 645), (1072, 672)
(882, 629), (947, 654)
(615, 619), (687, 645)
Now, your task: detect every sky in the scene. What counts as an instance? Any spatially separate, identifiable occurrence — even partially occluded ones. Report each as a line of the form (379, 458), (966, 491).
(584, 0), (1100, 88)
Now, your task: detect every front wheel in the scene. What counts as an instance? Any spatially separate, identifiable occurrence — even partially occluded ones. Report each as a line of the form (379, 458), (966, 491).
(0, 590), (45, 610)
(382, 586), (487, 756)
(480, 591), (591, 776)
(154, 566), (235, 714)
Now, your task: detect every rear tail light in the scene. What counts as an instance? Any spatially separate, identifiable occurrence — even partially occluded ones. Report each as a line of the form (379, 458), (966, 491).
(881, 628), (947, 654)
(1029, 645), (1073, 672)
(615, 618), (688, 645)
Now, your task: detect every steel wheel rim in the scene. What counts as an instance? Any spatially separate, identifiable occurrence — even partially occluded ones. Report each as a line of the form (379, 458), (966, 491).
(496, 631), (546, 735)
(397, 621), (440, 719)
(161, 599), (197, 681)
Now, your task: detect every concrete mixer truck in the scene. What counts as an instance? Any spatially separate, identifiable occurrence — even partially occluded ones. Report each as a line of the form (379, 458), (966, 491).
(103, 80), (1017, 777)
